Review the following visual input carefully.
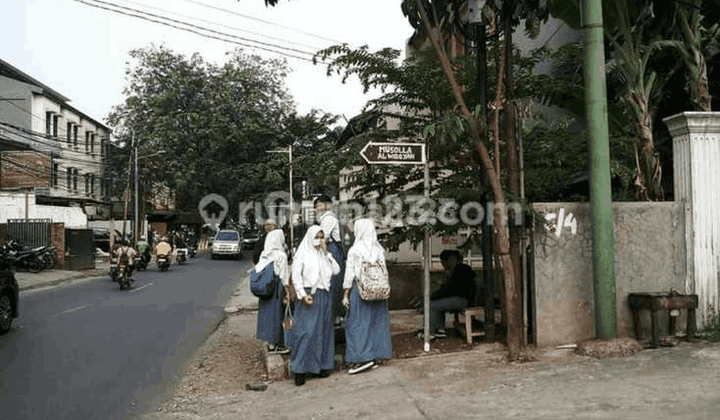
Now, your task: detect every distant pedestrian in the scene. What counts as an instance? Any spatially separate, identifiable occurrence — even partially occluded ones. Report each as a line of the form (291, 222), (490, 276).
(342, 218), (392, 374)
(287, 225), (340, 386)
(255, 229), (290, 354)
(314, 195), (345, 325)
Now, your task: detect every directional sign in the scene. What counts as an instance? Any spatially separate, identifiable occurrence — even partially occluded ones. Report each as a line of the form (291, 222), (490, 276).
(360, 142), (425, 165)
(198, 194), (228, 228)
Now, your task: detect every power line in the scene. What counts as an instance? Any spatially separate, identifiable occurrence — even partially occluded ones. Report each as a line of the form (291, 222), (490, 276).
(179, 0), (345, 45)
(117, 0), (327, 52)
(70, 0), (326, 63)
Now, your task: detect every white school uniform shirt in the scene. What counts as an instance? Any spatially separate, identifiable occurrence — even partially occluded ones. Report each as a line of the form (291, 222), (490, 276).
(343, 219), (386, 290)
(291, 225), (340, 299)
(255, 229), (290, 286)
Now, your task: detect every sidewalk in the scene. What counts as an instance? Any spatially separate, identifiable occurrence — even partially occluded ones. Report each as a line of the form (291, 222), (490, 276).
(16, 257), (111, 292)
(140, 271), (720, 420)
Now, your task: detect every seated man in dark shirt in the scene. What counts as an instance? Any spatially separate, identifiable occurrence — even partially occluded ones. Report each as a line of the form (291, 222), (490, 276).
(427, 249), (477, 338)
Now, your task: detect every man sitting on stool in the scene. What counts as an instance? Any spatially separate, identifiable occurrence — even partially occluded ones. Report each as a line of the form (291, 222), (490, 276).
(424, 249), (477, 339)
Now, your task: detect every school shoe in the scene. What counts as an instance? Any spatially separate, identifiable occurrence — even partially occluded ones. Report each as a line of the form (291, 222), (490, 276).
(348, 361), (374, 375)
(274, 346), (290, 355)
(434, 329), (448, 338)
(294, 373), (306, 386)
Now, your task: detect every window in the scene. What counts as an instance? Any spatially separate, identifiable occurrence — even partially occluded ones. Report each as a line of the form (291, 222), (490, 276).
(52, 163), (58, 188)
(66, 122), (72, 144)
(85, 132), (90, 153)
(66, 168), (72, 192)
(53, 115), (58, 138)
(91, 133), (95, 156)
(73, 168), (78, 192)
(90, 174), (95, 195)
(85, 174), (90, 194)
(46, 112), (53, 137)
(73, 125), (78, 148)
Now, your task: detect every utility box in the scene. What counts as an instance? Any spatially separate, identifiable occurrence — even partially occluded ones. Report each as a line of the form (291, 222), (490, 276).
(64, 229), (95, 271)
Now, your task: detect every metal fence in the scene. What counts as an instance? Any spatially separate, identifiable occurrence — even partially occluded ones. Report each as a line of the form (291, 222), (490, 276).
(7, 219), (52, 248)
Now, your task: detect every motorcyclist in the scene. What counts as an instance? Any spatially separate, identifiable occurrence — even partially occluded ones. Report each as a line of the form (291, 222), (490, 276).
(135, 235), (151, 265)
(114, 239), (138, 281)
(155, 236), (173, 262)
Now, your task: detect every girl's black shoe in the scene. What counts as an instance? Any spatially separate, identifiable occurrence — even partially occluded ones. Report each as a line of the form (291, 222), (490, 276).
(294, 373), (306, 386)
(319, 370), (331, 378)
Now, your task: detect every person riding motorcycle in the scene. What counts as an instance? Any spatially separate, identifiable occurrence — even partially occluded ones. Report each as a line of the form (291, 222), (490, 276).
(155, 236), (173, 262)
(114, 239), (138, 281)
(135, 235), (152, 267)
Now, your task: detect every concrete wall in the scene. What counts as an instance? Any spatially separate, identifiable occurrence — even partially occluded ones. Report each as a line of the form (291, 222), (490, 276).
(0, 191), (87, 228)
(532, 202), (686, 347)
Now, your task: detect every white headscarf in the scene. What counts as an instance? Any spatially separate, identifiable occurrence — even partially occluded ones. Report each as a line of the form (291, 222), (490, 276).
(255, 229), (289, 285)
(343, 218), (385, 289)
(291, 225), (336, 297)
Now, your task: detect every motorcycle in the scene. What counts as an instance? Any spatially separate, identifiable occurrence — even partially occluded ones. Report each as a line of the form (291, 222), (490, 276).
(157, 253), (171, 271)
(175, 247), (187, 265)
(188, 245), (197, 258)
(39, 245), (56, 270)
(136, 250), (151, 271)
(4, 240), (45, 273)
(115, 256), (133, 290)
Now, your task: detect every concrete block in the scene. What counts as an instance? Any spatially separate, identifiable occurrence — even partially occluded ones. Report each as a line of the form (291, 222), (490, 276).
(266, 354), (287, 382)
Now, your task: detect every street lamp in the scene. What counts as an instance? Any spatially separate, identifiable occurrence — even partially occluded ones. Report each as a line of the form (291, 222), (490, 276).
(267, 145), (293, 255)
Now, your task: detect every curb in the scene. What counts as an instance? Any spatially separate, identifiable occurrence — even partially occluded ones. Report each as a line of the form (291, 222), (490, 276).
(18, 270), (108, 292)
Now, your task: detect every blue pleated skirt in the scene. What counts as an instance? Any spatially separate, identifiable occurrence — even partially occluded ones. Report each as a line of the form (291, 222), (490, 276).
(328, 241), (345, 319)
(344, 283), (392, 364)
(256, 279), (284, 346)
(286, 288), (334, 374)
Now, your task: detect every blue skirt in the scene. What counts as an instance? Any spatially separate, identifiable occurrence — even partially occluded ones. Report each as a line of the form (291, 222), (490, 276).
(286, 288), (334, 374)
(256, 279), (284, 346)
(344, 283), (392, 364)
(328, 241), (345, 319)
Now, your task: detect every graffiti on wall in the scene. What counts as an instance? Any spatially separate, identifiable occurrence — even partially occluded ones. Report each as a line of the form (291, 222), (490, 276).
(544, 207), (577, 238)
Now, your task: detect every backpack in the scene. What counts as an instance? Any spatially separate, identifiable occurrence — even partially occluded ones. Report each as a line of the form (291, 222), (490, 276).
(357, 260), (390, 301)
(118, 247), (130, 265)
(250, 261), (279, 299)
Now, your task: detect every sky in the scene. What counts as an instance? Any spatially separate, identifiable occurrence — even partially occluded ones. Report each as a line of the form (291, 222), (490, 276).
(1, 0), (414, 128)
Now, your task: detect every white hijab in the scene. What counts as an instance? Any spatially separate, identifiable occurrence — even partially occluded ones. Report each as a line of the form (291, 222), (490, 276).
(255, 229), (289, 284)
(344, 219), (385, 286)
(291, 225), (333, 294)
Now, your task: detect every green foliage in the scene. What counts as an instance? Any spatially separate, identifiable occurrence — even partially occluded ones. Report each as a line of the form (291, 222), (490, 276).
(699, 307), (720, 342)
(107, 45), (337, 213)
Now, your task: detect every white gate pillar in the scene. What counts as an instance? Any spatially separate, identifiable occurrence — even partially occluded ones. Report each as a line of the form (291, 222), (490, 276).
(664, 112), (720, 327)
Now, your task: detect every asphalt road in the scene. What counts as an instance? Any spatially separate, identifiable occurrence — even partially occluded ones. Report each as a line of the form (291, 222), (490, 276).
(0, 253), (251, 420)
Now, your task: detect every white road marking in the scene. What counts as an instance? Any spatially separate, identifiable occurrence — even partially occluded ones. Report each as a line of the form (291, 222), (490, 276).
(50, 305), (88, 318)
(129, 283), (153, 293)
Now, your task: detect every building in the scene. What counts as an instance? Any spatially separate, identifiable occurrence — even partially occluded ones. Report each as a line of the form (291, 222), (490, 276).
(0, 58), (111, 222)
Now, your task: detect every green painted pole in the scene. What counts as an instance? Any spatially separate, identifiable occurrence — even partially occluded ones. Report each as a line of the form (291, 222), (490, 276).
(582, 0), (617, 338)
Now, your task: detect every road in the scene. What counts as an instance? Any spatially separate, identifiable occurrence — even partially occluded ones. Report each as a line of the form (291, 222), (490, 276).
(0, 253), (251, 420)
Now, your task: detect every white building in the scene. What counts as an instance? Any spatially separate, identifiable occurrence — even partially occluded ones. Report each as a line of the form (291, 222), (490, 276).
(0, 58), (111, 222)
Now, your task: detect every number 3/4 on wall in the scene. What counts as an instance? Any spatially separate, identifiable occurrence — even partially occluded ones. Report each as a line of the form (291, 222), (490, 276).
(544, 208), (577, 238)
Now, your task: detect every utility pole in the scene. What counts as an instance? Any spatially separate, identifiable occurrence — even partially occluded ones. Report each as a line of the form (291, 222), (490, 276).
(268, 145), (294, 256)
(121, 134), (133, 241)
(469, 0), (495, 340)
(582, 0), (617, 338)
(134, 140), (139, 244)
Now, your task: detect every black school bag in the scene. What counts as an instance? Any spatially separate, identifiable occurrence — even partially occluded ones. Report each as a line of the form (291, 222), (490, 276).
(250, 262), (278, 299)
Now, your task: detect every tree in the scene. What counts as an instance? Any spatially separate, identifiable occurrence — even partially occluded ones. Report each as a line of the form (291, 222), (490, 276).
(107, 45), (337, 213)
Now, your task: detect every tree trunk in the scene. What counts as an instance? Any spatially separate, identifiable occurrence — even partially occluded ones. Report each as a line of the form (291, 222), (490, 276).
(629, 91), (663, 201)
(415, 0), (522, 361)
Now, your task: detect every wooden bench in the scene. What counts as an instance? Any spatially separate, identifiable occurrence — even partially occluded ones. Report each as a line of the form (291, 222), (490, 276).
(452, 307), (486, 344)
